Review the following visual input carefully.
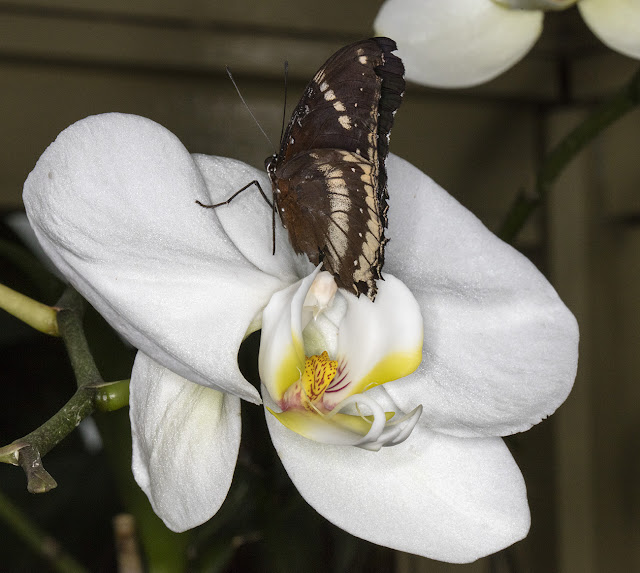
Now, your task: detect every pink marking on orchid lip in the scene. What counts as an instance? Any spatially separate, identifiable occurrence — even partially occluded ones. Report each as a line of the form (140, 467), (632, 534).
(325, 384), (348, 394)
(326, 361), (350, 393)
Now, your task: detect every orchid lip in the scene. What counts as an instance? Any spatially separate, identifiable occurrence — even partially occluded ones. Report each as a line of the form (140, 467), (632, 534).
(270, 351), (424, 449)
(327, 393), (423, 451)
(269, 388), (424, 451)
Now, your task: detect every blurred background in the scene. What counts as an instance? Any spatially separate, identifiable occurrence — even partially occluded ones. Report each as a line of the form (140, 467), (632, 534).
(0, 1), (639, 572)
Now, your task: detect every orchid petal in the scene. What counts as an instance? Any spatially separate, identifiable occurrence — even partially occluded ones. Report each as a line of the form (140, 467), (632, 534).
(266, 387), (530, 563)
(323, 274), (423, 408)
(374, 0), (543, 88)
(259, 267), (323, 402)
(23, 113), (295, 403)
(130, 352), (241, 532)
(193, 154), (309, 281)
(383, 154), (579, 437)
(579, 0), (640, 59)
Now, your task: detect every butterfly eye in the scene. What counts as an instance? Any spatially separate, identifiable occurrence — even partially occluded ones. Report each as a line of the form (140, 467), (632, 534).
(264, 154), (278, 173)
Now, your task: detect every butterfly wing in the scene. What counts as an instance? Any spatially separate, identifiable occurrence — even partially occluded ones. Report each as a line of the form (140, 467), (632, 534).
(275, 149), (386, 299)
(272, 37), (404, 300)
(281, 37), (403, 162)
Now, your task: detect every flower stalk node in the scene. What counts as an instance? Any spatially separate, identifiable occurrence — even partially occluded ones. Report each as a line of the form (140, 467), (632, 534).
(18, 446), (58, 494)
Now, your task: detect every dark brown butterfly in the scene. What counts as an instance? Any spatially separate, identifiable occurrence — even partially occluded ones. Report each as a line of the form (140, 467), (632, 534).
(266, 37), (404, 301)
(199, 38), (404, 301)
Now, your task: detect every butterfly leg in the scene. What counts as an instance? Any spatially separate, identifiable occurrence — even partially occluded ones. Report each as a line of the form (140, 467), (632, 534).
(272, 195), (276, 255)
(196, 179), (279, 256)
(195, 180), (273, 209)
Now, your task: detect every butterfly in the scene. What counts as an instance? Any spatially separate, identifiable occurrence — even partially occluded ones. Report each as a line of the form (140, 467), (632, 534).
(200, 37), (404, 301)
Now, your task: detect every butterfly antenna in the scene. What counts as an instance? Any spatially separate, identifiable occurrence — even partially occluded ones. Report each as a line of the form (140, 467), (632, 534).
(279, 61), (289, 148)
(226, 66), (273, 149)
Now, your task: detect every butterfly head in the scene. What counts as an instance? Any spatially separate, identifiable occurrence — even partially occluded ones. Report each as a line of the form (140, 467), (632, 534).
(264, 154), (278, 176)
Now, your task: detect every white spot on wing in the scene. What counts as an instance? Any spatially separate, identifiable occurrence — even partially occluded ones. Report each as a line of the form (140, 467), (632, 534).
(333, 101), (346, 112)
(338, 115), (352, 130)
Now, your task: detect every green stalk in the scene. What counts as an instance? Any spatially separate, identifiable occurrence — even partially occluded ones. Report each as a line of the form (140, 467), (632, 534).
(55, 288), (100, 388)
(0, 287), (130, 492)
(498, 65), (640, 243)
(0, 282), (59, 335)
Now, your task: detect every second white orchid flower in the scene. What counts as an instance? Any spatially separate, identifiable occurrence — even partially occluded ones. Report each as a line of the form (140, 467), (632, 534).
(375, 0), (640, 88)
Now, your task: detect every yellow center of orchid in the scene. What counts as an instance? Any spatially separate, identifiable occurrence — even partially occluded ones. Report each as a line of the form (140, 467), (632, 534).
(301, 351), (338, 405)
(261, 271), (424, 449)
(279, 351), (340, 413)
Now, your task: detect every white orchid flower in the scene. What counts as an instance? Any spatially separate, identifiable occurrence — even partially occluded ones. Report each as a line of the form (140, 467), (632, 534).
(23, 113), (578, 563)
(374, 0), (640, 88)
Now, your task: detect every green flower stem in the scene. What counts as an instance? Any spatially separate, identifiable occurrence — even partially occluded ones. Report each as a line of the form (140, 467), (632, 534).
(0, 377), (130, 492)
(24, 386), (96, 457)
(498, 65), (640, 244)
(56, 288), (101, 388)
(0, 282), (59, 336)
(0, 287), (130, 492)
(0, 487), (88, 573)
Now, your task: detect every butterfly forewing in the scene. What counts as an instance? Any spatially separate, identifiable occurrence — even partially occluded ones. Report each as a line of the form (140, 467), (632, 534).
(282, 42), (388, 160)
(269, 37), (404, 300)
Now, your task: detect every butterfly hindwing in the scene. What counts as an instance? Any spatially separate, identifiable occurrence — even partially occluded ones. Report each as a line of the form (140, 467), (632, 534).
(275, 149), (385, 298)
